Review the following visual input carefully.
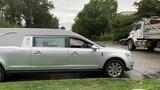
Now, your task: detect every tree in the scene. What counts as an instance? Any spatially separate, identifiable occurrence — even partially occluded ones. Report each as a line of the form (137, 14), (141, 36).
(0, 0), (5, 18)
(111, 15), (139, 41)
(72, 0), (117, 39)
(134, 0), (160, 18)
(0, 0), (59, 28)
(4, 0), (23, 26)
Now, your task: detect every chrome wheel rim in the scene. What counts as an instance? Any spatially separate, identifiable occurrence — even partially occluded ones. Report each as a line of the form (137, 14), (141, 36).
(108, 62), (122, 78)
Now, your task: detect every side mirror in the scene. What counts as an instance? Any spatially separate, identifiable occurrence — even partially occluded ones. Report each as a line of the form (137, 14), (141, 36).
(92, 45), (98, 51)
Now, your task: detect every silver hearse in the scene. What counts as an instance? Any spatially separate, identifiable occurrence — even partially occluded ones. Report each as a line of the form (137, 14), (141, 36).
(0, 28), (134, 81)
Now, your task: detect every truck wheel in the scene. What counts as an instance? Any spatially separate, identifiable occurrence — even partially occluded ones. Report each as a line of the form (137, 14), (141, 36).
(104, 60), (124, 78)
(0, 66), (5, 82)
(147, 41), (157, 51)
(128, 40), (136, 51)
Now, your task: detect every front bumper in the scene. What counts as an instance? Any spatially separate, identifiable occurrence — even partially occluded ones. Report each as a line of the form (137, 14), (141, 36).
(125, 61), (134, 71)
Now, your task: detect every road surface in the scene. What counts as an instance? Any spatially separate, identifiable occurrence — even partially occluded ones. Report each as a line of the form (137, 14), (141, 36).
(110, 43), (160, 80)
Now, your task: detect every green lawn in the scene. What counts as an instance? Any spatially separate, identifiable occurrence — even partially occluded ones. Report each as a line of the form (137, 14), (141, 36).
(0, 78), (160, 90)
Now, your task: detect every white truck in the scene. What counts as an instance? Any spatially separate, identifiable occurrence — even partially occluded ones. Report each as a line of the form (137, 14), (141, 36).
(128, 17), (160, 51)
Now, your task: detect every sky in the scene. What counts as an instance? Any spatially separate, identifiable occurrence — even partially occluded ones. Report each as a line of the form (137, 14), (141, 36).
(51, 0), (138, 30)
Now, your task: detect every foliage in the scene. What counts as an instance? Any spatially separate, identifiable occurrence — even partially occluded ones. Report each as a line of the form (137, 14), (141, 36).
(72, 0), (160, 41)
(111, 0), (160, 41)
(134, 0), (160, 18)
(111, 14), (139, 41)
(72, 0), (117, 39)
(95, 35), (112, 41)
(0, 0), (5, 11)
(0, 19), (17, 27)
(0, 0), (59, 28)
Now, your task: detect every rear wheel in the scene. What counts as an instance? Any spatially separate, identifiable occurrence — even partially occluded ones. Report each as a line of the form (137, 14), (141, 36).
(147, 41), (157, 51)
(0, 66), (5, 82)
(128, 39), (136, 51)
(104, 60), (124, 78)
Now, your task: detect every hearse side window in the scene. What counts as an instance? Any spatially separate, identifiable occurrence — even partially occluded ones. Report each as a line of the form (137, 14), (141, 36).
(70, 38), (93, 48)
(33, 37), (65, 47)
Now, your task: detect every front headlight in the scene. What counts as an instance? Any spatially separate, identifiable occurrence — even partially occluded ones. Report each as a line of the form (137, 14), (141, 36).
(125, 53), (133, 57)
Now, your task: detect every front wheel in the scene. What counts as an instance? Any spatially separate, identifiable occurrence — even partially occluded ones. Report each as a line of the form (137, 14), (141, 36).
(128, 39), (136, 51)
(0, 66), (5, 82)
(104, 60), (124, 78)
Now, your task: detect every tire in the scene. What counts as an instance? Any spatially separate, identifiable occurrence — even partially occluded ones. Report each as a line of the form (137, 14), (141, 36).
(147, 41), (157, 51)
(0, 66), (5, 82)
(104, 60), (124, 78)
(128, 40), (136, 51)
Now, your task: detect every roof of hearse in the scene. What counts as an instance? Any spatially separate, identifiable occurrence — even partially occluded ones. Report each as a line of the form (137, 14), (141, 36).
(0, 28), (84, 46)
(0, 28), (80, 36)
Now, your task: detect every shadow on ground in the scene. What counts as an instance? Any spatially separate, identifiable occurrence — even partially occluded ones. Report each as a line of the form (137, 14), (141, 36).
(7, 71), (135, 82)
(143, 72), (160, 79)
(6, 72), (106, 82)
(132, 48), (160, 54)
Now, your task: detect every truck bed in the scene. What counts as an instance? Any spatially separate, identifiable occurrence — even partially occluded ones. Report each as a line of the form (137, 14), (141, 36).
(143, 29), (160, 39)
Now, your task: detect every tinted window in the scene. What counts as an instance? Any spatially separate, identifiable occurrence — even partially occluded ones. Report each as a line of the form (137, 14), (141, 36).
(136, 24), (141, 30)
(150, 20), (160, 24)
(33, 37), (65, 47)
(70, 38), (92, 48)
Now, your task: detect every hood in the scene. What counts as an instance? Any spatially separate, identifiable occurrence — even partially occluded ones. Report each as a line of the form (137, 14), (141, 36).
(100, 46), (130, 53)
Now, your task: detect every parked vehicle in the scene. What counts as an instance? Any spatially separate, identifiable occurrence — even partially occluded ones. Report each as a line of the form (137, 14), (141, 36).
(128, 17), (160, 51)
(119, 38), (128, 45)
(0, 28), (134, 81)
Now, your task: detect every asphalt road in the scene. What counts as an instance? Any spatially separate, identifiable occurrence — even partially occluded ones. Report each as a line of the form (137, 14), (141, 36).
(7, 43), (160, 82)
(105, 43), (160, 80)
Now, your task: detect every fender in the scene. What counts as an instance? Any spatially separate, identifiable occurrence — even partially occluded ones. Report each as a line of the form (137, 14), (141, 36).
(0, 58), (7, 70)
(101, 52), (128, 70)
(103, 57), (127, 71)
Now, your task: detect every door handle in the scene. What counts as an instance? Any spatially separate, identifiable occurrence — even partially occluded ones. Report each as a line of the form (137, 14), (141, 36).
(71, 51), (78, 55)
(34, 51), (41, 55)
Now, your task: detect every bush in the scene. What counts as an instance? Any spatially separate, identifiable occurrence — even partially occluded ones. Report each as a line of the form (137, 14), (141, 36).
(0, 19), (17, 28)
(96, 35), (112, 41)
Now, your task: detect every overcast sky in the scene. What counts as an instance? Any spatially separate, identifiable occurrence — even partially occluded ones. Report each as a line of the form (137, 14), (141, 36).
(51, 0), (137, 30)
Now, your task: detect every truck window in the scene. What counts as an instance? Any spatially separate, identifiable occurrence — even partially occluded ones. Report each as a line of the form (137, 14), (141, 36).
(135, 24), (141, 30)
(33, 37), (65, 47)
(150, 20), (160, 24)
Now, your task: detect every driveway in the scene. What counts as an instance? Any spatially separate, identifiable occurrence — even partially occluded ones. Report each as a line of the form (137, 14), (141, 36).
(7, 43), (160, 81)
(104, 43), (160, 80)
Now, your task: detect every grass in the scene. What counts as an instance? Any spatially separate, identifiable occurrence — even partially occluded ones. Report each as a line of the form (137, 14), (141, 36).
(0, 78), (160, 90)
